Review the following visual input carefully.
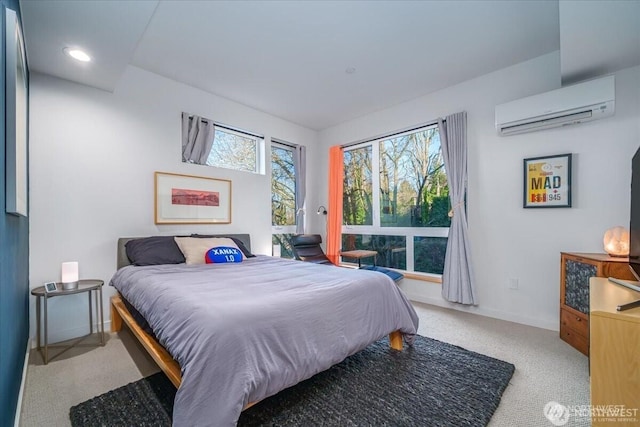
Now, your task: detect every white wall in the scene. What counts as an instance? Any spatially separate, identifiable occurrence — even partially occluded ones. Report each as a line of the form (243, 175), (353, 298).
(316, 52), (640, 330)
(29, 66), (319, 343)
(29, 54), (640, 343)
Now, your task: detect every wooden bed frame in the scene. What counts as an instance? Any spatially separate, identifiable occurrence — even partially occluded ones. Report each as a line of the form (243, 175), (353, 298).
(111, 234), (405, 409)
(110, 294), (404, 390)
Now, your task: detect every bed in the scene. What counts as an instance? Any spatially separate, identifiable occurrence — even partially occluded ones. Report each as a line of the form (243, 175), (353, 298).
(110, 234), (419, 426)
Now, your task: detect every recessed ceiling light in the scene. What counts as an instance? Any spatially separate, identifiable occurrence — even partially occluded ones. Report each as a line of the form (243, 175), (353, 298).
(63, 47), (91, 62)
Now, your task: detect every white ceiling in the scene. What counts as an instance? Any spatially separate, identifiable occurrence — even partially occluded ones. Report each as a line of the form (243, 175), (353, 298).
(20, 0), (158, 92)
(19, 0), (640, 130)
(559, 0), (640, 84)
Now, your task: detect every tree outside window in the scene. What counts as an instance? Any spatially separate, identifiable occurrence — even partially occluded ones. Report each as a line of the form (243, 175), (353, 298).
(341, 125), (450, 275)
(379, 128), (450, 228)
(271, 143), (297, 258)
(343, 146), (372, 226)
(207, 128), (259, 173)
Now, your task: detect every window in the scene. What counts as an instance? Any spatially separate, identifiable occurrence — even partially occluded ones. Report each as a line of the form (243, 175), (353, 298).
(182, 114), (264, 174)
(341, 125), (450, 276)
(271, 142), (297, 258)
(207, 127), (263, 174)
(343, 146), (372, 226)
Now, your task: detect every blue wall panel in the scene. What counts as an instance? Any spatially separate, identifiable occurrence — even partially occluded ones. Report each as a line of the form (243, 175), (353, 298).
(0, 0), (30, 424)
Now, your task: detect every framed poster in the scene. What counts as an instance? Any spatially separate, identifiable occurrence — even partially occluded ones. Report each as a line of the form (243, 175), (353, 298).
(523, 153), (572, 208)
(5, 9), (28, 216)
(155, 172), (231, 224)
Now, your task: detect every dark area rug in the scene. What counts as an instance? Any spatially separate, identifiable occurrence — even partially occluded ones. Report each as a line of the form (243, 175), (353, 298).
(70, 335), (515, 426)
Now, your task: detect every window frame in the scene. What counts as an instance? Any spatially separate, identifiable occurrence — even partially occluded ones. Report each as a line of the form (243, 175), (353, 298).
(271, 141), (298, 252)
(204, 123), (265, 175)
(341, 123), (449, 278)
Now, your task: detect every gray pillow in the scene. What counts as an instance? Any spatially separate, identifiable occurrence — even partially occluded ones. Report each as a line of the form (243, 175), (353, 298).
(125, 236), (186, 266)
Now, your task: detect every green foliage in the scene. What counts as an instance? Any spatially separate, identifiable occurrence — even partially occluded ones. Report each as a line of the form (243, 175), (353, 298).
(271, 146), (296, 226)
(341, 234), (406, 270)
(341, 126), (454, 273)
(272, 234), (294, 259)
(426, 195), (451, 227)
(414, 237), (447, 275)
(340, 234), (448, 274)
(343, 147), (373, 225)
(344, 127), (450, 229)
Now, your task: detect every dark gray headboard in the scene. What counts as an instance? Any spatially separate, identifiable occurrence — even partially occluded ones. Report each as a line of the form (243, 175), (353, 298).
(117, 234), (252, 270)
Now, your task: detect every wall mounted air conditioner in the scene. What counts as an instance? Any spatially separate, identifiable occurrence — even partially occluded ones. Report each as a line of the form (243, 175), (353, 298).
(495, 75), (615, 136)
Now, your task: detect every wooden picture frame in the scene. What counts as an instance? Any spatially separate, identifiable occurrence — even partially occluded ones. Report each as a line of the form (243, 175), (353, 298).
(155, 172), (231, 224)
(5, 9), (28, 217)
(523, 153), (572, 208)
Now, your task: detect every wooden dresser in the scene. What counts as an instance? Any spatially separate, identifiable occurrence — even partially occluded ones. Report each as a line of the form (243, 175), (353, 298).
(589, 277), (640, 426)
(560, 252), (635, 355)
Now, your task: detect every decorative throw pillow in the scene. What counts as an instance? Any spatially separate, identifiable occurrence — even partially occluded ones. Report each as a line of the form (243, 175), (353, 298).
(174, 237), (246, 265)
(190, 234), (255, 258)
(205, 247), (243, 264)
(125, 236), (186, 266)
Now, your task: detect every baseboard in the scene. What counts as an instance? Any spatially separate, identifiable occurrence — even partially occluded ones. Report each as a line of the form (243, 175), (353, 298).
(404, 292), (558, 332)
(13, 338), (31, 427)
(31, 320), (112, 348)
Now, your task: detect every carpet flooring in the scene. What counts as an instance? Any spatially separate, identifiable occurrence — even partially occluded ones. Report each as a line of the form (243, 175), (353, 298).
(69, 335), (515, 426)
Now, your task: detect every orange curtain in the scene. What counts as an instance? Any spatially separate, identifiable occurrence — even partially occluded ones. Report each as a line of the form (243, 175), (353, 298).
(326, 145), (344, 265)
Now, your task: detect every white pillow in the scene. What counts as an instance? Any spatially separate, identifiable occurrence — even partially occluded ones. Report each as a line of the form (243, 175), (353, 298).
(174, 237), (246, 265)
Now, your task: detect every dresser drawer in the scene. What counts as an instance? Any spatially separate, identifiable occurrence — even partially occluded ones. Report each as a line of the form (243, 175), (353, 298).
(560, 253), (631, 356)
(560, 325), (589, 356)
(561, 308), (588, 338)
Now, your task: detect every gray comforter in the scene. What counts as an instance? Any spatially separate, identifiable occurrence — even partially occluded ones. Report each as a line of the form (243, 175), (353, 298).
(110, 256), (419, 426)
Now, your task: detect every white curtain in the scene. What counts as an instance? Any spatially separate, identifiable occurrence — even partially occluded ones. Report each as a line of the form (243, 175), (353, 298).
(439, 112), (477, 305)
(182, 112), (215, 164)
(294, 145), (306, 234)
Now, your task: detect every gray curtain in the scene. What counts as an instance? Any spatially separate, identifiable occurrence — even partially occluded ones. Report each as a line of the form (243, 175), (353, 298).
(294, 145), (306, 234)
(438, 112), (477, 305)
(182, 112), (215, 164)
